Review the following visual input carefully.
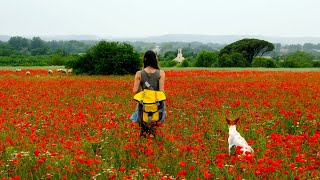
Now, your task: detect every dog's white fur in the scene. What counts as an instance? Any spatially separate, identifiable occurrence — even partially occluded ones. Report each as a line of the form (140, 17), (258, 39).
(226, 118), (254, 156)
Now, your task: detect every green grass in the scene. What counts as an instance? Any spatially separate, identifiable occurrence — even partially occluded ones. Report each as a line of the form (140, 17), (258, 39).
(0, 66), (65, 70)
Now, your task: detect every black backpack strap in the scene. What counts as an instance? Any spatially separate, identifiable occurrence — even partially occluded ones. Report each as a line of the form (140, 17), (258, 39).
(147, 113), (152, 127)
(137, 101), (143, 127)
(144, 81), (154, 90)
(157, 101), (164, 121)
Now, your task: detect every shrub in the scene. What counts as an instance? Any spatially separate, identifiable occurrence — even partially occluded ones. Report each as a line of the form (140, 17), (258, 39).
(179, 59), (189, 67)
(282, 51), (313, 68)
(312, 60), (320, 67)
(194, 51), (218, 67)
(218, 52), (248, 67)
(160, 60), (178, 67)
(252, 57), (277, 68)
(70, 41), (141, 75)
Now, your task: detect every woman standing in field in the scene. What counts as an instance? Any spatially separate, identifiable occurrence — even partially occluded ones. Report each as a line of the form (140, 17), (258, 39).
(130, 50), (166, 137)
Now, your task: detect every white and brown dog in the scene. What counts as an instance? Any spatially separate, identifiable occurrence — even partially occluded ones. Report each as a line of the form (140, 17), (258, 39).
(226, 117), (254, 156)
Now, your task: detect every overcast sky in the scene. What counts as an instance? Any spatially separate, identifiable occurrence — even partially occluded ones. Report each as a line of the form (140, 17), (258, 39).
(1, 0), (319, 37)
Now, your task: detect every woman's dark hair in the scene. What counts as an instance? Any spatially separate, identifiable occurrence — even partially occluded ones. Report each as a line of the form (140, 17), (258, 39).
(143, 50), (159, 69)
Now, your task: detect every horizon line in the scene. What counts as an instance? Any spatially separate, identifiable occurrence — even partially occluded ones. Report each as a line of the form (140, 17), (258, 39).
(1, 33), (320, 38)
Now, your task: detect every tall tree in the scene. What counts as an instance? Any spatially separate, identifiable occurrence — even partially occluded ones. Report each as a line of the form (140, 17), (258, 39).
(219, 38), (274, 64)
(30, 37), (46, 50)
(8, 36), (30, 51)
(30, 37), (49, 55)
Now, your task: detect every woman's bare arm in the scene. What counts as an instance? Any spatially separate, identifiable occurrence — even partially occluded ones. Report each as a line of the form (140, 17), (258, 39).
(159, 70), (165, 92)
(133, 71), (141, 94)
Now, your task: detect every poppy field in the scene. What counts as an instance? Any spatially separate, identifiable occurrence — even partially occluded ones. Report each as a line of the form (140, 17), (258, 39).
(0, 69), (319, 179)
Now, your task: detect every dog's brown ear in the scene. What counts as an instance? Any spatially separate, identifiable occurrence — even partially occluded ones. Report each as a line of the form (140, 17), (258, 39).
(235, 117), (240, 124)
(226, 118), (231, 125)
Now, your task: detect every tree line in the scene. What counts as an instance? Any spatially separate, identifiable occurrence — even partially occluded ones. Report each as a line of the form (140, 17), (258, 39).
(0, 36), (93, 66)
(2, 36), (93, 55)
(0, 36), (320, 72)
(159, 39), (320, 68)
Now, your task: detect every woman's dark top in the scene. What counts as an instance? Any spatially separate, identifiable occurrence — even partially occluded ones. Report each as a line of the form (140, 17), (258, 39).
(140, 69), (160, 91)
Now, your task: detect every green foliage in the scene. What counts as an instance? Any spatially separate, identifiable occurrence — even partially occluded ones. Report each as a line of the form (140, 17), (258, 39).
(281, 51), (314, 68)
(0, 44), (16, 56)
(283, 44), (302, 52)
(159, 60), (178, 67)
(218, 54), (232, 67)
(53, 49), (70, 57)
(0, 55), (77, 66)
(179, 59), (189, 67)
(3, 35), (320, 69)
(219, 38), (274, 64)
(163, 50), (177, 61)
(5, 37), (93, 56)
(168, 60), (178, 67)
(49, 55), (67, 65)
(128, 41), (224, 56)
(218, 52), (248, 67)
(8, 36), (30, 51)
(47, 40), (92, 53)
(194, 50), (218, 67)
(70, 41), (141, 75)
(30, 37), (46, 50)
(157, 54), (166, 61)
(182, 47), (196, 58)
(31, 48), (49, 56)
(312, 60), (320, 67)
(252, 57), (278, 68)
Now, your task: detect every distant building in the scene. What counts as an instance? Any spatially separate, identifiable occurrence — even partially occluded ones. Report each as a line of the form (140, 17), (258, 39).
(174, 48), (185, 63)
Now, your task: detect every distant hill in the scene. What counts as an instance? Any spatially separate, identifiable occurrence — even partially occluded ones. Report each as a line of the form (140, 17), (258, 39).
(109, 34), (320, 45)
(40, 35), (102, 41)
(0, 35), (101, 42)
(1, 34), (320, 44)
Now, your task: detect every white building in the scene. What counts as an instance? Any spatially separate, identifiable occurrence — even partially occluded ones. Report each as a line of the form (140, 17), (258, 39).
(174, 48), (185, 63)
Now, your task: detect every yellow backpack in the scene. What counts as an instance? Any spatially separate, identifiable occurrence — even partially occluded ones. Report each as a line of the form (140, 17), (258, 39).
(134, 89), (166, 126)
